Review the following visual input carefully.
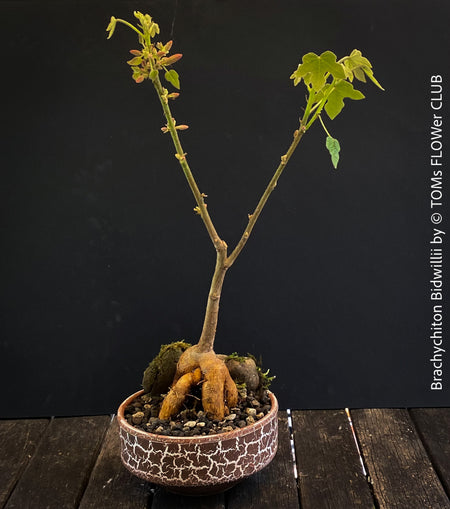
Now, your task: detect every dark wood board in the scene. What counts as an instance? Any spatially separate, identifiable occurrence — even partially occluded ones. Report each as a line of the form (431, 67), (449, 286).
(226, 412), (299, 509)
(409, 408), (450, 496)
(2, 411), (449, 509)
(79, 418), (152, 509)
(292, 409), (375, 508)
(352, 409), (450, 509)
(5, 416), (110, 509)
(0, 419), (49, 507)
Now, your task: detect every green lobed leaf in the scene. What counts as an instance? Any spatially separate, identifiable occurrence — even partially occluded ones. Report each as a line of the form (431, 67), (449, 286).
(290, 51), (346, 91)
(326, 136), (340, 169)
(362, 66), (384, 90)
(343, 49), (384, 90)
(165, 69), (180, 89)
(344, 49), (372, 73)
(352, 67), (366, 82)
(324, 80), (365, 120)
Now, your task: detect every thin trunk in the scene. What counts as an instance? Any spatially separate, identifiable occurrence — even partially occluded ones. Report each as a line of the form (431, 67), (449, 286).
(197, 244), (228, 353)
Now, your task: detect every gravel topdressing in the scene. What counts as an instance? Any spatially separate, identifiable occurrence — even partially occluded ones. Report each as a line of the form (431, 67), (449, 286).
(124, 390), (272, 437)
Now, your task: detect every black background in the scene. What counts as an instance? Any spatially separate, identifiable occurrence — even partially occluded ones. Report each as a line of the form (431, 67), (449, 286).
(1, 0), (449, 417)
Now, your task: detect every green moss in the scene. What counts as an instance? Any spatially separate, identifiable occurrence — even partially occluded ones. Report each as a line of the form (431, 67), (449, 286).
(225, 352), (248, 363)
(142, 340), (191, 396)
(258, 367), (276, 391)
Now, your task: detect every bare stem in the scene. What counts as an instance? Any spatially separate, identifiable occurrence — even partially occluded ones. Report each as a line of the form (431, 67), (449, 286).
(226, 123), (306, 268)
(197, 245), (228, 353)
(152, 74), (223, 252)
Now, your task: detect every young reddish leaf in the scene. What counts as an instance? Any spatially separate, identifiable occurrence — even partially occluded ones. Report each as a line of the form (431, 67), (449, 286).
(160, 53), (183, 66)
(131, 66), (145, 83)
(129, 49), (142, 56)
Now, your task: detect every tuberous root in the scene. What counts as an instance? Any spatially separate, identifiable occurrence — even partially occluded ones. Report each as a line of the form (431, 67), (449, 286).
(159, 368), (202, 420)
(158, 347), (238, 421)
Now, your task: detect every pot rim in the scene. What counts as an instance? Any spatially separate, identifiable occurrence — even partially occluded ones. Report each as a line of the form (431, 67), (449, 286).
(117, 389), (278, 444)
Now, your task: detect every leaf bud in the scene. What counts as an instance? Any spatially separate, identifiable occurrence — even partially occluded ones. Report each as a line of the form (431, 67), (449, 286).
(106, 16), (117, 39)
(149, 22), (160, 38)
(131, 67), (145, 83)
(160, 54), (183, 66)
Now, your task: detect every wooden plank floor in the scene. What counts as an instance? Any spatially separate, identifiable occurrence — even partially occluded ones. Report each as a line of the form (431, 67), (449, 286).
(1, 409), (449, 509)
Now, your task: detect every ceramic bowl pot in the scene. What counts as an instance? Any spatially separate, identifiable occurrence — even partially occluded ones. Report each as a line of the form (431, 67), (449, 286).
(117, 390), (278, 495)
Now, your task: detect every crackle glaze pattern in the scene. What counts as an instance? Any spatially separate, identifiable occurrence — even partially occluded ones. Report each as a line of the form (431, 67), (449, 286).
(117, 391), (278, 492)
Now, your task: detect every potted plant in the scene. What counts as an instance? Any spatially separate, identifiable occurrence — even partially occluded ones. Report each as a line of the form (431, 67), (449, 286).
(106, 11), (383, 495)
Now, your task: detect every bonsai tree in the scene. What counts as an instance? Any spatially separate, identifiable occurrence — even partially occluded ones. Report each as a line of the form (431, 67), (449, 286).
(106, 12), (383, 421)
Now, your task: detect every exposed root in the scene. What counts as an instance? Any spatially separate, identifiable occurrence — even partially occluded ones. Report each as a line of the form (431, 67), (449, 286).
(158, 345), (238, 421)
(159, 368), (202, 419)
